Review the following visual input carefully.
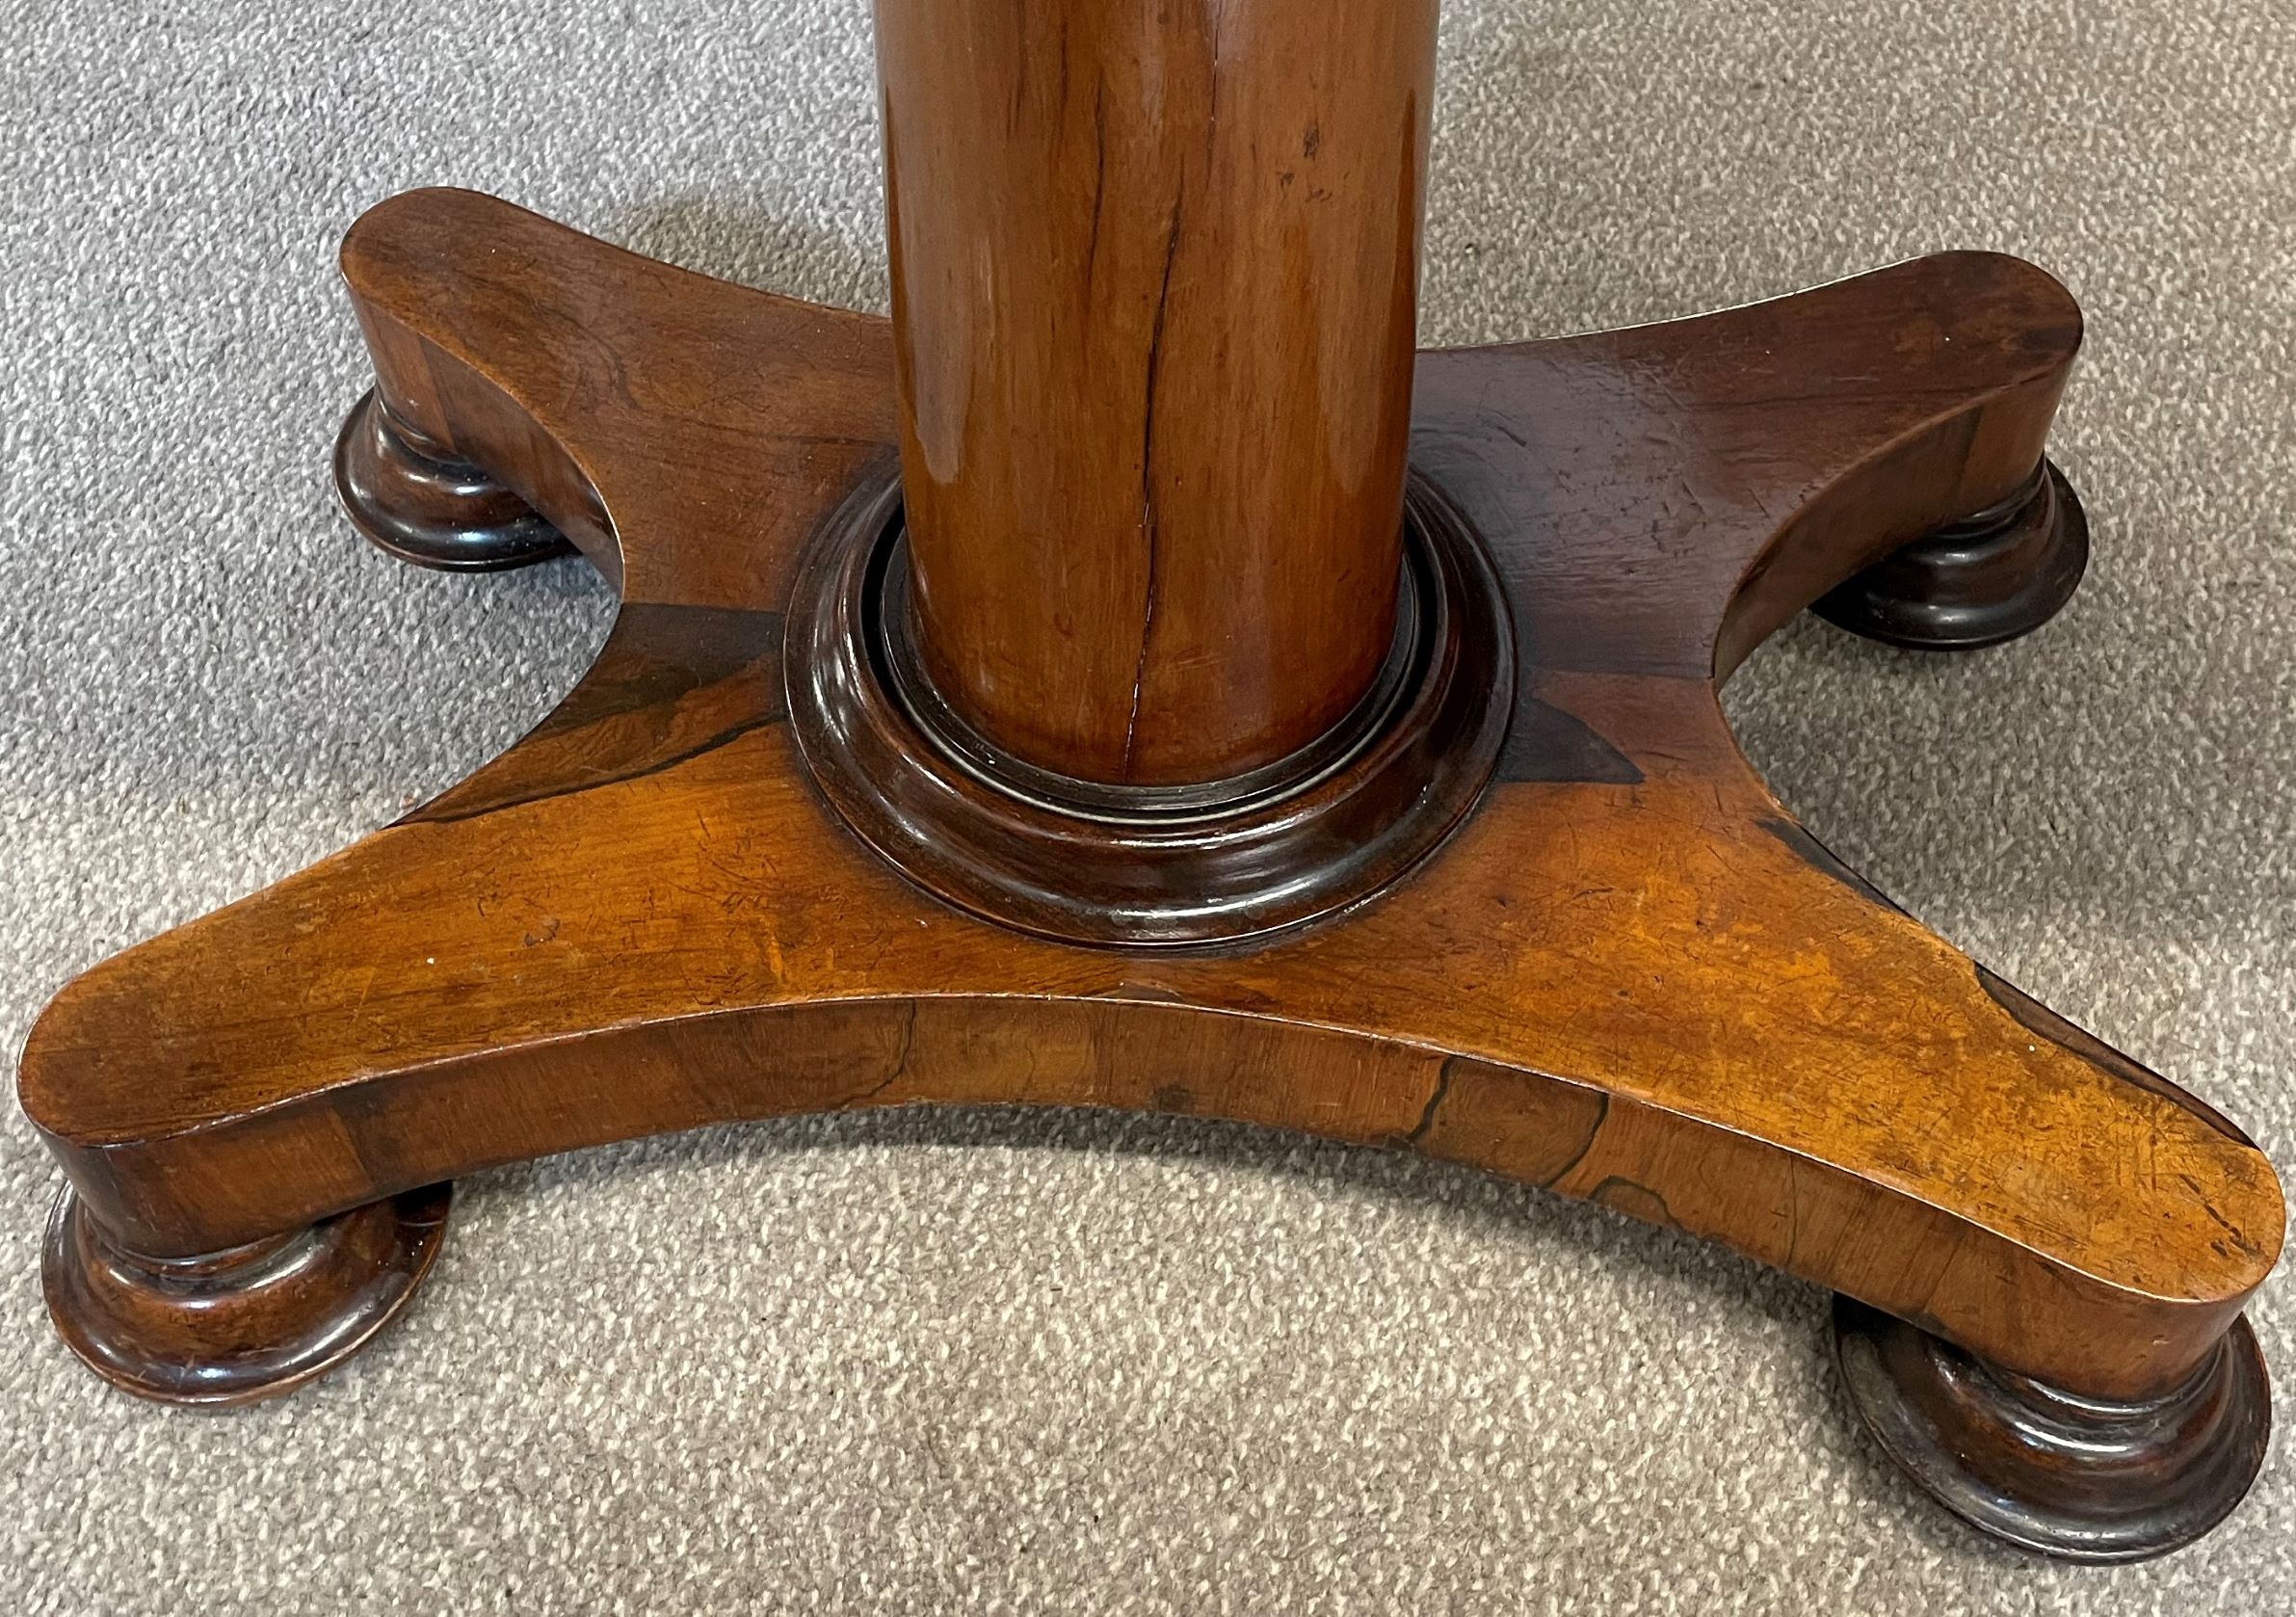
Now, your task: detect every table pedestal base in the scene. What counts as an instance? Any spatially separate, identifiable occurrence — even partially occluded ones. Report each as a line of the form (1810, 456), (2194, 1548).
(21, 190), (2280, 1561)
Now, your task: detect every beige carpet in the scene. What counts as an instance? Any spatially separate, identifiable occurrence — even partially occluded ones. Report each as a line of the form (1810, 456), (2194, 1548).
(4, 1), (2292, 1611)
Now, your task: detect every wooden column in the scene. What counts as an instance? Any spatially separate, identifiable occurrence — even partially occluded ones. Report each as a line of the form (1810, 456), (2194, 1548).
(874, 0), (1438, 787)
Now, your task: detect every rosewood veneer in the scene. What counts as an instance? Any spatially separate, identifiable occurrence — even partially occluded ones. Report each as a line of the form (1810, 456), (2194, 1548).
(20, 0), (2280, 1565)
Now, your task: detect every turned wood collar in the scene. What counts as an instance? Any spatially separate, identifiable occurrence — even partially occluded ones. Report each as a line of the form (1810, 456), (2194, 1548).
(785, 464), (1516, 947)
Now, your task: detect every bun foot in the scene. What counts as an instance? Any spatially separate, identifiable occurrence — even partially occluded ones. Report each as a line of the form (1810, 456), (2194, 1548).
(42, 1182), (451, 1407)
(1832, 1295), (2270, 1562)
(333, 389), (572, 570)
(1814, 461), (2089, 649)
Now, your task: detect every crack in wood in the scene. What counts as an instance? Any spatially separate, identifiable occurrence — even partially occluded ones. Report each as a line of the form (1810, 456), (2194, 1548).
(1122, 193), (1184, 777)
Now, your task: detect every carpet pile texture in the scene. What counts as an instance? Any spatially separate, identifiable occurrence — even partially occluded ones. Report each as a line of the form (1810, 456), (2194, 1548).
(4, 2), (2292, 1611)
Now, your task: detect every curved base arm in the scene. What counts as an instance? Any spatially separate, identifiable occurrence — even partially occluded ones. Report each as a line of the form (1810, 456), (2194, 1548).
(20, 191), (2282, 1554)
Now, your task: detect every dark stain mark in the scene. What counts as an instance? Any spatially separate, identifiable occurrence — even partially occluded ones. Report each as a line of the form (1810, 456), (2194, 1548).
(1976, 965), (2258, 1151)
(1402, 1057), (1458, 1144)
(1122, 197), (1185, 776)
(848, 1001), (921, 1108)
(414, 714), (784, 826)
(1302, 122), (1320, 158)
(1755, 815), (1904, 914)
(408, 604), (786, 825)
(1540, 1091), (1611, 1190)
(1083, 78), (1108, 285)
(1496, 697), (1643, 785)
(1150, 1084), (1195, 1114)
(1392, 1059), (1611, 1192)
(2177, 1173), (2270, 1261)
(1590, 1176), (1678, 1230)
(1478, 411), (1530, 451)
(533, 605), (783, 737)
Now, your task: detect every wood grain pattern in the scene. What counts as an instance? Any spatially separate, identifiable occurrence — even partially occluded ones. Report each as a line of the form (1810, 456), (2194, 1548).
(1834, 1296), (2271, 1562)
(1813, 460), (2091, 649)
(42, 1181), (449, 1406)
(19, 191), (2282, 1411)
(782, 464), (1517, 944)
(876, 0), (1436, 784)
(332, 387), (573, 570)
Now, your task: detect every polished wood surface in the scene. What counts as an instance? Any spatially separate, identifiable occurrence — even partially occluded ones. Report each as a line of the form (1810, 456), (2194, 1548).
(783, 464), (1515, 945)
(334, 388), (574, 570)
(1814, 459), (2089, 649)
(43, 1181), (449, 1406)
(875, 0), (1437, 785)
(22, 192), (2281, 1419)
(1834, 1296), (2271, 1563)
